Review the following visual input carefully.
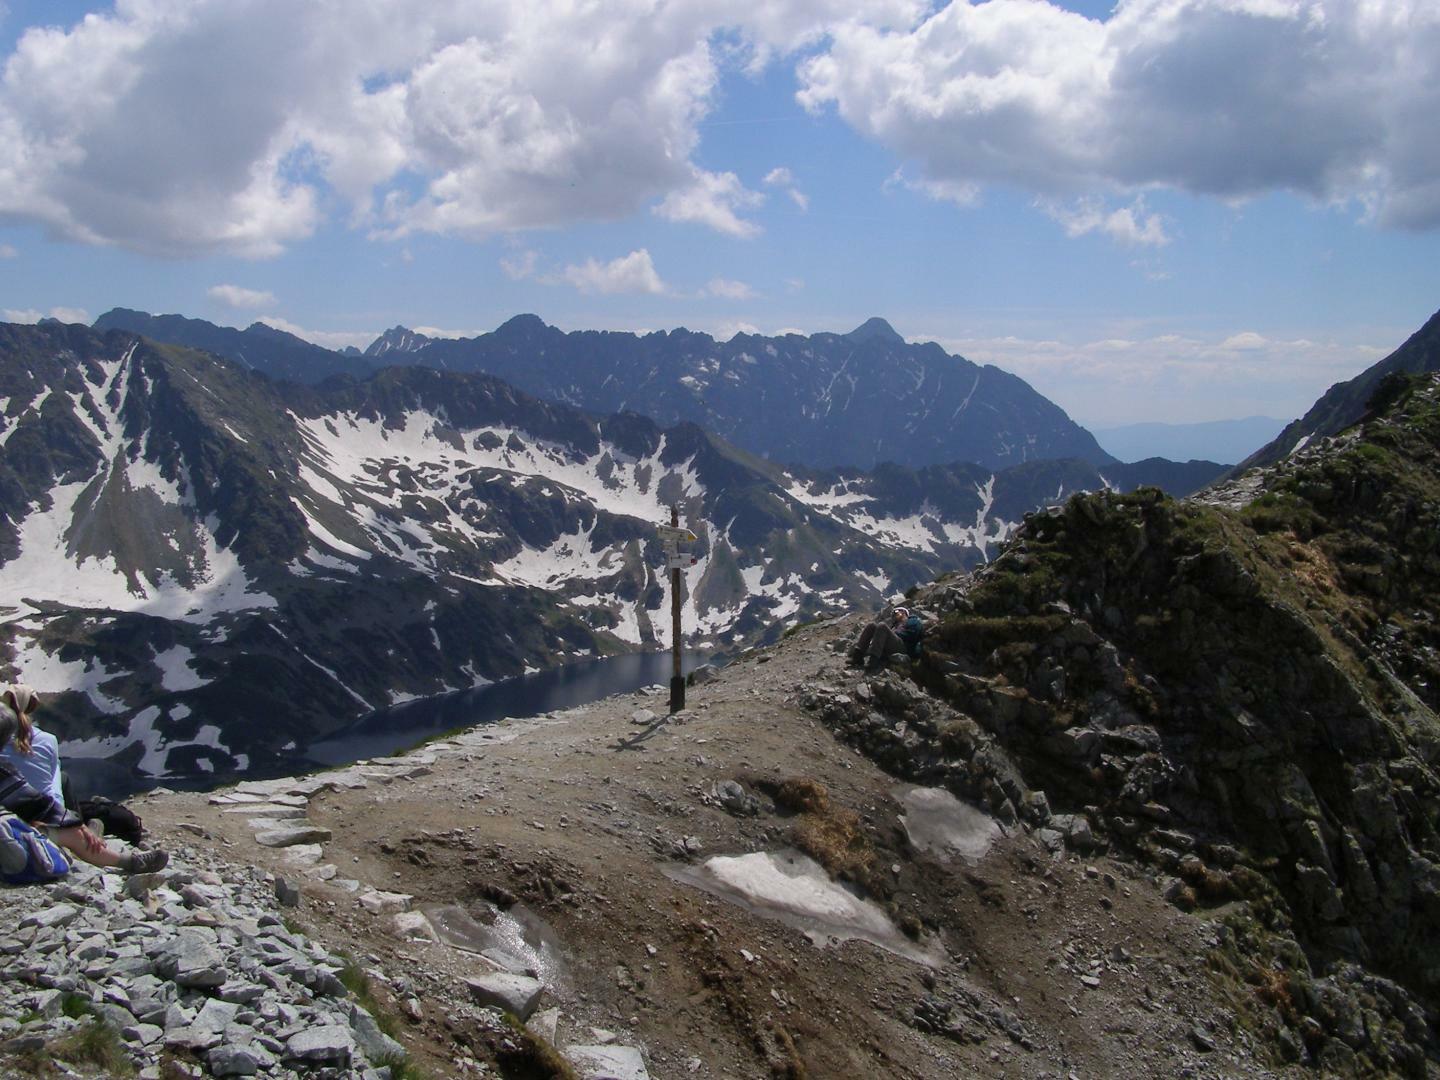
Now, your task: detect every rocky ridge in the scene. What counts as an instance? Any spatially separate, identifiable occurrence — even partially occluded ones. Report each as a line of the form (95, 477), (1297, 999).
(797, 373), (1440, 1075)
(1239, 305), (1440, 472)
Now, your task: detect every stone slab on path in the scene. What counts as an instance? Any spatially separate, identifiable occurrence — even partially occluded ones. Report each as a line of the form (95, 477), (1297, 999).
(225, 804), (307, 820)
(566, 1044), (651, 1080)
(357, 890), (412, 915)
(281, 845), (325, 868)
(465, 973), (545, 1021)
(254, 826), (332, 848)
(391, 911), (437, 941)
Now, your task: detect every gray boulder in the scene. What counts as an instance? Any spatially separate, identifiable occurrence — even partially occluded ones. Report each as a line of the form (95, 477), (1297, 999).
(566, 1044), (651, 1080)
(465, 973), (545, 1021)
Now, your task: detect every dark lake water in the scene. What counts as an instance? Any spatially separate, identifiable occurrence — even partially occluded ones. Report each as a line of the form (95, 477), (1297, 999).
(66, 651), (713, 801)
(304, 649), (712, 766)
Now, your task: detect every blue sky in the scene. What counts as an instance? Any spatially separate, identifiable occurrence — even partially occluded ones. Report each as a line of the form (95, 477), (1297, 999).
(2, 0), (1438, 427)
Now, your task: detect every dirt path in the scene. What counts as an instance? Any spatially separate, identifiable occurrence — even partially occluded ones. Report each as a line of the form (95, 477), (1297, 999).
(140, 617), (1296, 1078)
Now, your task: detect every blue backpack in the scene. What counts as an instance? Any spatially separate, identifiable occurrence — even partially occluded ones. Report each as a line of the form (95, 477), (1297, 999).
(0, 813), (70, 885)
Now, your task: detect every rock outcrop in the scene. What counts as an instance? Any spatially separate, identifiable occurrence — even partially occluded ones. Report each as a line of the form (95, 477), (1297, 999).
(804, 373), (1440, 1075)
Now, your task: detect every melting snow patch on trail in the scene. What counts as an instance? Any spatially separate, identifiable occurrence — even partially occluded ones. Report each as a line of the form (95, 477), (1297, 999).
(666, 849), (942, 966)
(896, 785), (1004, 863)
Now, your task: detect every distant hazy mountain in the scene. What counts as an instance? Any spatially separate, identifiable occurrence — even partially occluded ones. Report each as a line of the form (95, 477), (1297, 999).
(1238, 306), (1440, 471)
(1092, 416), (1287, 466)
(365, 325), (436, 359)
(355, 314), (1115, 472)
(102, 308), (1112, 472)
(93, 308), (375, 383)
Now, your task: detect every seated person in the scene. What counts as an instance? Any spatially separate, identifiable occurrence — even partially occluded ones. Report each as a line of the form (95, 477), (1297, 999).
(849, 606), (924, 668)
(0, 686), (64, 806)
(0, 687), (166, 874)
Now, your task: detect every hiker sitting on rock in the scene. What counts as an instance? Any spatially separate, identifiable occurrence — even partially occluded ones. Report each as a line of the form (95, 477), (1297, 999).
(849, 606), (924, 670)
(0, 688), (167, 874)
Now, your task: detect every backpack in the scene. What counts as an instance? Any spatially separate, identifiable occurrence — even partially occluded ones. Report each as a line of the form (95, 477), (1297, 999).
(77, 797), (144, 846)
(0, 813), (70, 885)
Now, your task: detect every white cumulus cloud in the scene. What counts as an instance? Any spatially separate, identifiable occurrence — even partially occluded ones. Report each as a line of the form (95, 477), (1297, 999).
(1041, 197), (1170, 247)
(559, 249), (667, 296)
(800, 0), (1440, 231)
(0, 1), (923, 258)
(208, 284), (277, 309)
(763, 166), (809, 212)
(706, 278), (757, 300)
(500, 250), (538, 281)
(654, 168), (765, 238)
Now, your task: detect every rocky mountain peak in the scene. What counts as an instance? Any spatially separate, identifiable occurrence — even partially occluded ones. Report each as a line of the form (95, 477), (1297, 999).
(363, 325), (435, 358)
(493, 313), (553, 339)
(845, 316), (904, 345)
(244, 320), (311, 346)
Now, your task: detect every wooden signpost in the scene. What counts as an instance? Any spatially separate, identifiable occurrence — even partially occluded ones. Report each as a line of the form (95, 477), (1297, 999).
(658, 507), (696, 713)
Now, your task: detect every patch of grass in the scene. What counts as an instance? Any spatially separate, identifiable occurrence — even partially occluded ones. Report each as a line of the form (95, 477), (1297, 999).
(1177, 860), (1240, 906)
(764, 777), (877, 891)
(379, 1051), (434, 1080)
(50, 1019), (134, 1077)
(1242, 492), (1324, 538)
(337, 957), (370, 996)
(338, 957), (404, 1041)
(792, 808), (873, 886)
(1251, 965), (1298, 1024)
(493, 1013), (579, 1079)
(59, 992), (94, 1020)
(773, 777), (829, 815)
(5, 1044), (49, 1077)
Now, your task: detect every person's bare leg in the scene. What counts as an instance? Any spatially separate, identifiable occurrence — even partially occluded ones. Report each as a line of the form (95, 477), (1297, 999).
(52, 825), (167, 872)
(53, 825), (125, 867)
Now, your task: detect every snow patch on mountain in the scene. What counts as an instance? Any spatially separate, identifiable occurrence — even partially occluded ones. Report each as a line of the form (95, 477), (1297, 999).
(153, 645), (210, 692)
(6, 633), (127, 714)
(493, 526), (620, 589)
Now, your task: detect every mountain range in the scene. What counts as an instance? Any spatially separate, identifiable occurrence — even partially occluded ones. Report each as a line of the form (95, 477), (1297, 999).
(0, 320), (1212, 786)
(98, 309), (1115, 472)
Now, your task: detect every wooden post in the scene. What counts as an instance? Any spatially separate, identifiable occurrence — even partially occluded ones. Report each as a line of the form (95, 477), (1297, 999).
(669, 504), (685, 713)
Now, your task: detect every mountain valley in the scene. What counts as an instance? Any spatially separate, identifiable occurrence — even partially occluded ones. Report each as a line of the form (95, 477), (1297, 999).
(1, 320), (1211, 786)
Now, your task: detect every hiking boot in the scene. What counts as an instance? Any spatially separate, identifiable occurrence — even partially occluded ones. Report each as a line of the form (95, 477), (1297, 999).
(845, 651), (865, 668)
(124, 848), (169, 875)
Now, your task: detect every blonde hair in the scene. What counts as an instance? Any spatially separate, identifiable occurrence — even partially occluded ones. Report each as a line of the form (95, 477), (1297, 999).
(2, 687), (37, 755)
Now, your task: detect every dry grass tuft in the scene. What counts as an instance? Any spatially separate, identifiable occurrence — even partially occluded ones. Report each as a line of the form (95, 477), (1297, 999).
(1249, 966), (1299, 1024)
(773, 777), (829, 815)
